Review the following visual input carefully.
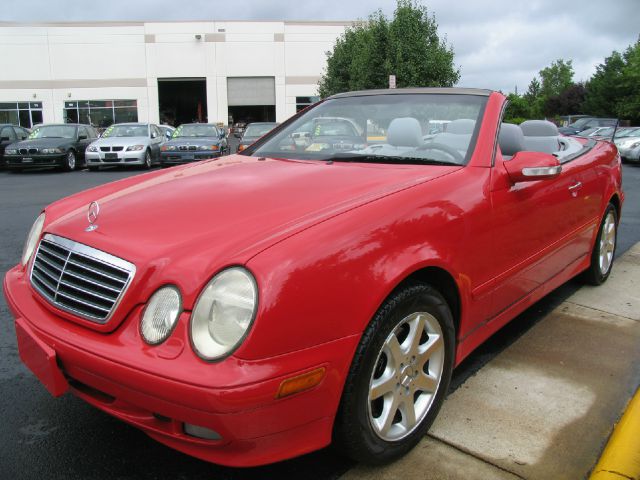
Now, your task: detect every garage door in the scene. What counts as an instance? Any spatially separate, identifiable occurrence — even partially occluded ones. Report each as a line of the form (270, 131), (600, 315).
(227, 77), (275, 106)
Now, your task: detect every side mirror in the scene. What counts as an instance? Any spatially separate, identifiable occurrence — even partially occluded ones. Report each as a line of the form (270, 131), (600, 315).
(165, 132), (172, 139)
(78, 134), (87, 140)
(151, 132), (157, 138)
(503, 151), (562, 183)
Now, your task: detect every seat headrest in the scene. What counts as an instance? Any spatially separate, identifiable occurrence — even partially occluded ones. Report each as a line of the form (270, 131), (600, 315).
(499, 123), (525, 157)
(447, 119), (476, 134)
(520, 120), (559, 137)
(387, 117), (423, 147)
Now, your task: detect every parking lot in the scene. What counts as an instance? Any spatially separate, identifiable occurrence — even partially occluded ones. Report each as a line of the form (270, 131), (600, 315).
(1, 163), (639, 479)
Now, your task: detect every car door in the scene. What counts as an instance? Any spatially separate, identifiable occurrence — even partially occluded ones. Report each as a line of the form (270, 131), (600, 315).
(487, 147), (593, 318)
(150, 125), (163, 160)
(76, 126), (92, 163)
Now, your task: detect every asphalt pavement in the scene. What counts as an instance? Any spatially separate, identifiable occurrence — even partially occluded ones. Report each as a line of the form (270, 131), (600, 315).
(1, 162), (639, 479)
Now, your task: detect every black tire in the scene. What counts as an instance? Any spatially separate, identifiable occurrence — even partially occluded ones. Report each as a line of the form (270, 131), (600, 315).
(582, 203), (618, 285)
(142, 149), (152, 169)
(62, 150), (76, 172)
(334, 283), (455, 465)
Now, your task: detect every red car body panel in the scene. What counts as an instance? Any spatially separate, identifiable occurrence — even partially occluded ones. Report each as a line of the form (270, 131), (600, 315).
(3, 90), (624, 466)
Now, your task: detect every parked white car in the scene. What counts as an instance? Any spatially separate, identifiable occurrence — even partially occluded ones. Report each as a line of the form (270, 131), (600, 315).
(86, 123), (165, 170)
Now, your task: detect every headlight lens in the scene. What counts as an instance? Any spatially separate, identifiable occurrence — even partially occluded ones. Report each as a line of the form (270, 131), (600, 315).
(87, 145), (99, 152)
(42, 147), (64, 154)
(161, 145), (176, 151)
(631, 141), (640, 149)
(126, 144), (145, 151)
(5, 148), (17, 155)
(190, 267), (258, 360)
(21, 212), (45, 266)
(140, 286), (182, 345)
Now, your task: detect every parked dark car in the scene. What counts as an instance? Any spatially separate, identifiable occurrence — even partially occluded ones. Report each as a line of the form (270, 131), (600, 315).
(0, 124), (30, 167)
(160, 123), (228, 167)
(237, 122), (278, 152)
(4, 124), (98, 172)
(558, 117), (617, 135)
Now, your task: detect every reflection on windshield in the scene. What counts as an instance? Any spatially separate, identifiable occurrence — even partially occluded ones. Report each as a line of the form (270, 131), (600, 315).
(173, 124), (218, 138)
(250, 93), (486, 165)
(102, 124), (148, 138)
(29, 126), (77, 139)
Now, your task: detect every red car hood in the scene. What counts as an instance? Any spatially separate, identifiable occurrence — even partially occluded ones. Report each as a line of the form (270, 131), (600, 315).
(45, 155), (458, 285)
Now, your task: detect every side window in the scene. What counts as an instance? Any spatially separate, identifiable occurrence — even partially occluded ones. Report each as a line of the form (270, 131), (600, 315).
(153, 125), (161, 138)
(16, 127), (29, 139)
(1, 126), (16, 140)
(88, 126), (98, 138)
(78, 126), (89, 139)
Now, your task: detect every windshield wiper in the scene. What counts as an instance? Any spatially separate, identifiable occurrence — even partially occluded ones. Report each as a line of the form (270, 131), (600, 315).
(328, 153), (461, 166)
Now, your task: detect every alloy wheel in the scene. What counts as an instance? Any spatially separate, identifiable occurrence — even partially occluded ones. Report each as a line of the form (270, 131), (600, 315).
(368, 312), (444, 441)
(598, 210), (616, 275)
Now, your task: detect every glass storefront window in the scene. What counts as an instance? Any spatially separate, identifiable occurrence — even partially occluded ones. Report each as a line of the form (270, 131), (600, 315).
(0, 102), (44, 128)
(296, 96), (320, 113)
(64, 99), (138, 128)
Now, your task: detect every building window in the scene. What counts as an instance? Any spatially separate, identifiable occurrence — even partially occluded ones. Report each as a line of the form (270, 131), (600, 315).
(295, 96), (320, 113)
(0, 102), (43, 128)
(64, 100), (138, 128)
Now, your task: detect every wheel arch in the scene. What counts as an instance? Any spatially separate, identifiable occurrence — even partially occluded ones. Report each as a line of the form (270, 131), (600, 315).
(609, 193), (621, 220)
(390, 266), (461, 339)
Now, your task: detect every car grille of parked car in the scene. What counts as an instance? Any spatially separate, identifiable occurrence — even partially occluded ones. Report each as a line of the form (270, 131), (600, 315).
(19, 148), (38, 155)
(29, 234), (135, 323)
(100, 146), (124, 152)
(178, 145), (198, 151)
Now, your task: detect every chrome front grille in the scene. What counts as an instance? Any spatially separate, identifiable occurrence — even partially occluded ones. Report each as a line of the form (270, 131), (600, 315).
(30, 234), (136, 323)
(19, 148), (39, 155)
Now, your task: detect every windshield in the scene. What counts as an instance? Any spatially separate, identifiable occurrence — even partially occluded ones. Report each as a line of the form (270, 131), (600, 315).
(249, 93), (487, 165)
(173, 124), (218, 138)
(29, 125), (76, 139)
(102, 124), (148, 138)
(617, 128), (640, 138)
(568, 118), (592, 129)
(244, 124), (277, 137)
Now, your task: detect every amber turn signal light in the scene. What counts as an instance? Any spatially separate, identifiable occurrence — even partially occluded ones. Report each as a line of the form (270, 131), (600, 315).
(276, 367), (326, 399)
(237, 144), (246, 151)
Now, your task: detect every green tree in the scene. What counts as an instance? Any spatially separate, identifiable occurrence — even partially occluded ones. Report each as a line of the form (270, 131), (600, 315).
(539, 59), (574, 99)
(616, 39), (640, 124)
(504, 93), (530, 123)
(318, 0), (460, 97)
(523, 77), (543, 118)
(583, 51), (625, 117)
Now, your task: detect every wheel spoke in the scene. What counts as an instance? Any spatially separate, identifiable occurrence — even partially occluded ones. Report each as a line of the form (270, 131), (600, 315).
(370, 372), (396, 401)
(406, 314), (426, 357)
(384, 334), (403, 367)
(417, 334), (443, 366)
(400, 396), (417, 429)
(414, 372), (438, 393)
(378, 394), (401, 436)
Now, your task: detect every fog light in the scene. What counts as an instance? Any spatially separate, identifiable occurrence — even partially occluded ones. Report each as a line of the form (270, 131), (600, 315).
(184, 423), (221, 440)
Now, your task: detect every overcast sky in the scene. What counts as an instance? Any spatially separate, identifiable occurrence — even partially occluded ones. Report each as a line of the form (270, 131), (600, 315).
(2, 0), (638, 93)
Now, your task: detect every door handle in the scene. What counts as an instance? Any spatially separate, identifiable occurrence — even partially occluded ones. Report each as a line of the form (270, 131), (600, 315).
(568, 181), (582, 197)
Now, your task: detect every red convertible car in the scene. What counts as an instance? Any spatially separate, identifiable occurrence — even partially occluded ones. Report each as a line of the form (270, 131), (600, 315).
(4, 88), (623, 467)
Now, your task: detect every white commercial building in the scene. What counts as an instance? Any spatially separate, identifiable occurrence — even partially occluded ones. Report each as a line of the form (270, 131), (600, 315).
(0, 20), (351, 128)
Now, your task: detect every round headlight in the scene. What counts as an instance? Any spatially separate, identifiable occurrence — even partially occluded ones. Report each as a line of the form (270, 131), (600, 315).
(190, 267), (257, 360)
(140, 286), (182, 345)
(21, 212), (45, 266)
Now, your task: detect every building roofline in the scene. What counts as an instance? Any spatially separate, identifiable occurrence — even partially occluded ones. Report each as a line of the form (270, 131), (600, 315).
(0, 20), (357, 28)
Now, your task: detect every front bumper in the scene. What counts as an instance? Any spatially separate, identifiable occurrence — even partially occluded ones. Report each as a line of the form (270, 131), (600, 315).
(618, 145), (640, 162)
(5, 154), (66, 169)
(86, 150), (146, 166)
(160, 150), (221, 165)
(4, 265), (357, 466)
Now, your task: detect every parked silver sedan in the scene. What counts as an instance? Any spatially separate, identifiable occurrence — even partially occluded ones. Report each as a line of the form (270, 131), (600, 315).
(85, 123), (165, 170)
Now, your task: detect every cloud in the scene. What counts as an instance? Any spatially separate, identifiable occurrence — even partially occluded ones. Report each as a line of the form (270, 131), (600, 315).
(2, 0), (638, 93)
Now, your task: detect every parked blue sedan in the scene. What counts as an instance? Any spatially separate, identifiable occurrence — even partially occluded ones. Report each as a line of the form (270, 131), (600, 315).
(160, 123), (228, 167)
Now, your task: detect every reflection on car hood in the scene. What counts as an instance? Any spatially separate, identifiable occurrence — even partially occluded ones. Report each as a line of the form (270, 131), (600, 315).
(91, 136), (150, 147)
(165, 137), (222, 146)
(44, 155), (459, 275)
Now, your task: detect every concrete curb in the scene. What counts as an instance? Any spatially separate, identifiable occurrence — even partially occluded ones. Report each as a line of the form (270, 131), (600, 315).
(590, 387), (640, 480)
